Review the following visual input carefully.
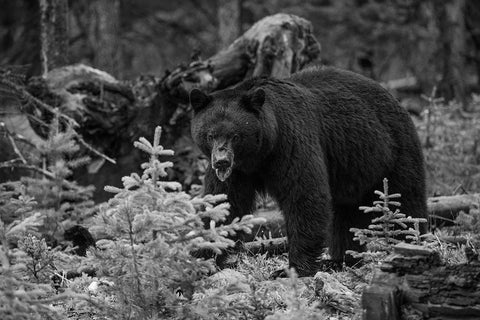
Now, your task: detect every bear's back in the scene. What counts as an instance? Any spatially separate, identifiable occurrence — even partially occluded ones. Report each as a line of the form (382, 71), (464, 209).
(288, 66), (407, 122)
(290, 67), (395, 106)
(289, 66), (378, 89)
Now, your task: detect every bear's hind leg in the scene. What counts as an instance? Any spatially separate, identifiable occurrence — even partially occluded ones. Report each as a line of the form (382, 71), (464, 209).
(386, 170), (428, 233)
(330, 203), (375, 263)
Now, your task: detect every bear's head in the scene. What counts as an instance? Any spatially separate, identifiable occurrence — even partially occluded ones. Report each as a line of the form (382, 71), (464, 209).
(189, 87), (277, 182)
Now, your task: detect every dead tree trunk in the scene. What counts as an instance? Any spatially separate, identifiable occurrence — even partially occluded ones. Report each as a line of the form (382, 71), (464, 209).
(39, 0), (68, 77)
(161, 13), (321, 103)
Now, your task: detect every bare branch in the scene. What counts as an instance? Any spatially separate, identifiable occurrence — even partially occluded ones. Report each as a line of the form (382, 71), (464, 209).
(76, 135), (116, 164)
(0, 78), (79, 127)
(7, 135), (27, 164)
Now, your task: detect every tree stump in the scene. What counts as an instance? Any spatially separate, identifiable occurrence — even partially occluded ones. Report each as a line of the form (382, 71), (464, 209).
(362, 243), (480, 320)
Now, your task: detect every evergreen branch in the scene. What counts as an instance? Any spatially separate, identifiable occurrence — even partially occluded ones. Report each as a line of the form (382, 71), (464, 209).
(0, 160), (54, 178)
(9, 286), (104, 311)
(0, 161), (79, 191)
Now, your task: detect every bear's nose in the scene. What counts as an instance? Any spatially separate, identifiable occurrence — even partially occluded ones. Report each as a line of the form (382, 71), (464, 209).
(213, 158), (231, 169)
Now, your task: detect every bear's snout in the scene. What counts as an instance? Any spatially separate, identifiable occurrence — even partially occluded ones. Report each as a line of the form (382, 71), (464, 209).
(211, 145), (234, 182)
(211, 139), (234, 168)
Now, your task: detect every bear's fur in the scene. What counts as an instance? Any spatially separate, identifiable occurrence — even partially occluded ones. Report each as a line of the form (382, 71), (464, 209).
(190, 66), (427, 276)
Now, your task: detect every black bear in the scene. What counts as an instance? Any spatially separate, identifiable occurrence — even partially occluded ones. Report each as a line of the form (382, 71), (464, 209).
(189, 66), (427, 276)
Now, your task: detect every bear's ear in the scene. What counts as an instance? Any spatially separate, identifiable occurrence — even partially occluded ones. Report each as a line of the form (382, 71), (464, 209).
(190, 88), (211, 113)
(242, 88), (265, 113)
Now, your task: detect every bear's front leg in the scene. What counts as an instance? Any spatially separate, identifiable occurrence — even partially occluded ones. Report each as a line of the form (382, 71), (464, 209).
(204, 166), (258, 224)
(268, 160), (333, 278)
(201, 166), (258, 266)
(284, 192), (332, 277)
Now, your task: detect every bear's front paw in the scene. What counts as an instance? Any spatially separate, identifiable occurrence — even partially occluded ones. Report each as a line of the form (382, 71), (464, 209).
(269, 268), (289, 279)
(269, 266), (316, 279)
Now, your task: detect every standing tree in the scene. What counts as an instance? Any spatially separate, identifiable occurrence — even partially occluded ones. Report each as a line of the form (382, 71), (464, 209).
(433, 0), (468, 110)
(465, 0), (480, 88)
(86, 0), (123, 77)
(39, 0), (68, 76)
(217, 0), (243, 49)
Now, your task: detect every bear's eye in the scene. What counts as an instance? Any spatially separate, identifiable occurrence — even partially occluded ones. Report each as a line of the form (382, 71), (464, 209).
(207, 133), (214, 143)
(232, 134), (240, 143)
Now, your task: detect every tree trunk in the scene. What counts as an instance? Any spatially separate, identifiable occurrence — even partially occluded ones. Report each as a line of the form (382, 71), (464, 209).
(465, 0), (480, 87)
(87, 0), (122, 77)
(434, 0), (468, 110)
(217, 0), (243, 50)
(39, 0), (68, 77)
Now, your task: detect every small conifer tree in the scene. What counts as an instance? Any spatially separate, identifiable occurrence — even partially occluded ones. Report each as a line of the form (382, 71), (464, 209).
(86, 126), (265, 319)
(0, 116), (94, 320)
(1, 115), (95, 244)
(348, 178), (428, 262)
(24, 116), (94, 230)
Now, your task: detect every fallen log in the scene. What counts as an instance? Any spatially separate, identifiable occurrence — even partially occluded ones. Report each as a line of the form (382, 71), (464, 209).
(362, 243), (480, 320)
(248, 193), (480, 242)
(233, 193), (480, 258)
(428, 193), (480, 223)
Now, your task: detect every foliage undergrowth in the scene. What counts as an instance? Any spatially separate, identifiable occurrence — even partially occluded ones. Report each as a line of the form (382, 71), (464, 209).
(0, 117), (96, 320)
(1, 115), (95, 243)
(415, 91), (480, 195)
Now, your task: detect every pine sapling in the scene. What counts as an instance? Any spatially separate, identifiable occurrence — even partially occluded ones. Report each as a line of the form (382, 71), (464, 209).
(348, 178), (428, 262)
(87, 126), (265, 319)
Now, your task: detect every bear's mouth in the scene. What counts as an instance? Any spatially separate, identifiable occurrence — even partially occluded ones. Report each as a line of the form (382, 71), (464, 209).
(211, 138), (234, 182)
(215, 166), (232, 182)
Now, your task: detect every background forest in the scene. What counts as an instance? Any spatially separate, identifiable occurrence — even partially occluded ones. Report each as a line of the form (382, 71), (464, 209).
(3, 0), (480, 198)
(2, 1), (480, 320)
(2, 0), (480, 101)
